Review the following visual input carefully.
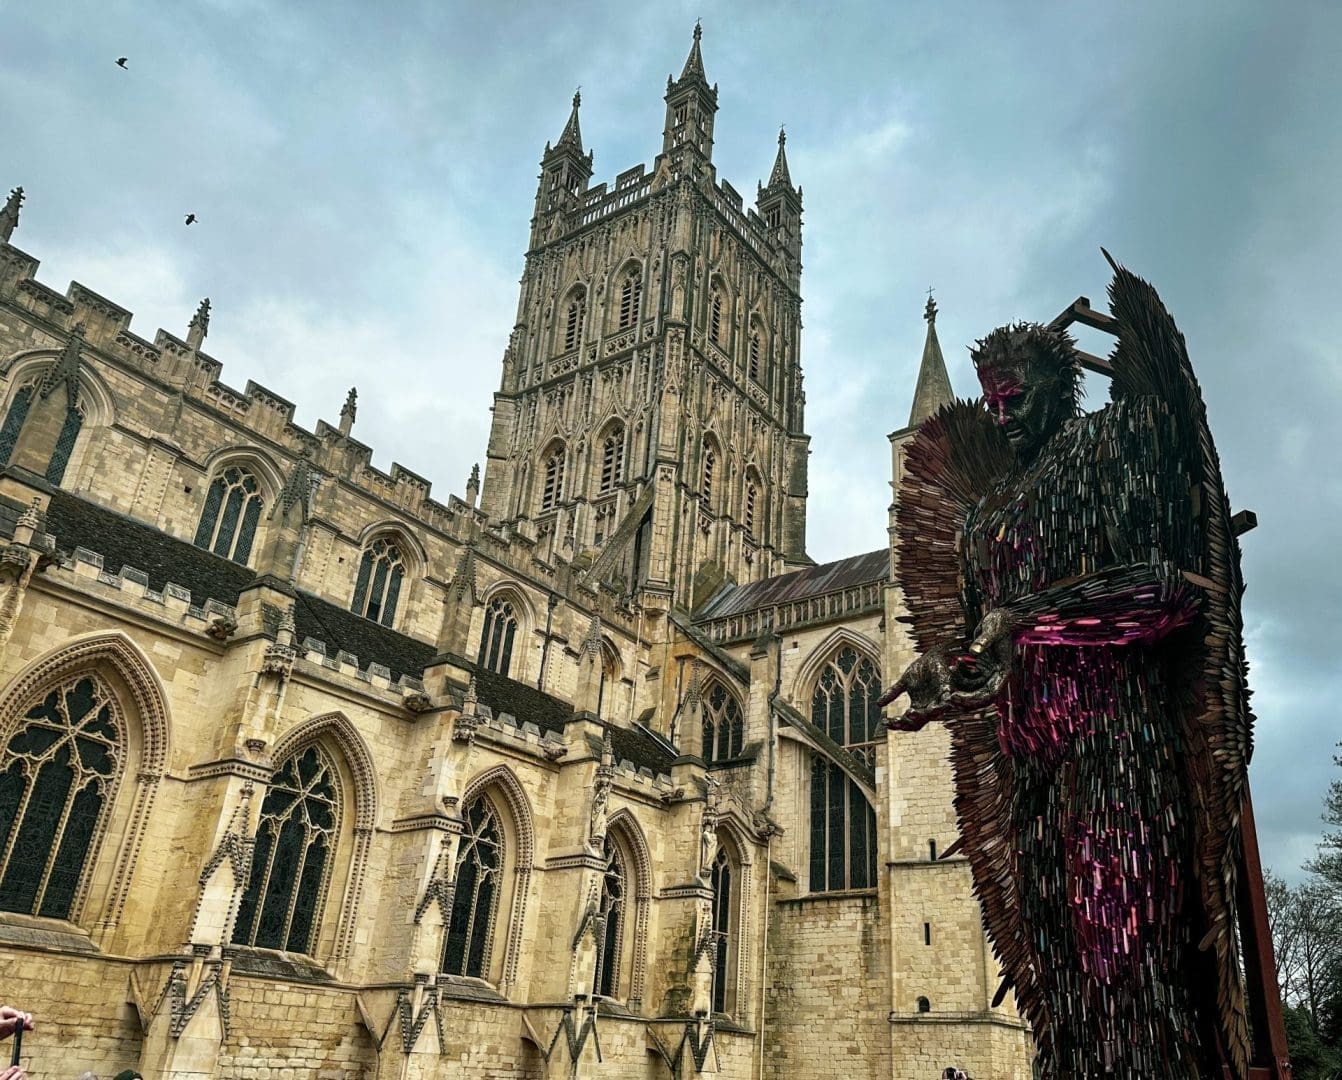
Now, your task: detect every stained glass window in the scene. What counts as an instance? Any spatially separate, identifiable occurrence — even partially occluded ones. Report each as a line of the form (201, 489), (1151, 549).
(0, 384), (35, 466)
(592, 834), (626, 998)
(618, 271), (641, 330)
(232, 744), (339, 954)
(599, 429), (624, 493)
(710, 845), (733, 1015)
(564, 292), (586, 352)
(193, 467), (264, 565)
(702, 682), (743, 763)
(44, 406), (84, 486)
(0, 675), (121, 919)
(808, 646), (881, 892)
(443, 794), (502, 979)
(478, 597), (518, 678)
(351, 538), (405, 628)
(540, 445), (566, 512)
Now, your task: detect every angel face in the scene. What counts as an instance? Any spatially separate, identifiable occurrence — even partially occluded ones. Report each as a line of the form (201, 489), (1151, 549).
(977, 353), (1071, 459)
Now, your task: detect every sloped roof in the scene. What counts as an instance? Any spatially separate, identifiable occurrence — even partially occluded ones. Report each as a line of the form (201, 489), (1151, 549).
(694, 548), (889, 621)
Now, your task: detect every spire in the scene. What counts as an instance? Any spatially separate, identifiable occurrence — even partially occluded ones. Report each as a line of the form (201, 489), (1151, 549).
(907, 291), (955, 428)
(0, 187), (23, 243)
(680, 21), (707, 83)
(554, 88), (584, 153)
(767, 127), (793, 189)
(187, 297), (210, 350)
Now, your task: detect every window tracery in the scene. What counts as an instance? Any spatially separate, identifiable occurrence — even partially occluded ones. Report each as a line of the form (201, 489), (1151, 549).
(45, 404), (84, 486)
(0, 675), (121, 919)
(232, 744), (340, 955)
(702, 682), (743, 763)
(711, 844), (734, 1014)
(808, 646), (881, 892)
(193, 466), (264, 565)
(478, 597), (519, 678)
(351, 537), (406, 628)
(443, 793), (503, 979)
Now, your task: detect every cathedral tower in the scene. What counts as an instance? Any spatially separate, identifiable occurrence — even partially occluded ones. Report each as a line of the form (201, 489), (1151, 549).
(479, 25), (811, 610)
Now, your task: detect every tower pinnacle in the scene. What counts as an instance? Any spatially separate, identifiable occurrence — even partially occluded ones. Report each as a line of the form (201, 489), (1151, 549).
(554, 89), (584, 153)
(0, 187), (23, 243)
(767, 127), (793, 189)
(908, 291), (954, 428)
(680, 20), (707, 83)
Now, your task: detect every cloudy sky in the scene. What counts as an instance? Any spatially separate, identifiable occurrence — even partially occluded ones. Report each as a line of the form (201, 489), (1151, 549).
(3, 1), (1339, 880)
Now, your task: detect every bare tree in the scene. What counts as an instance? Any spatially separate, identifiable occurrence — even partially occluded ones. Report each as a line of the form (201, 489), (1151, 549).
(1267, 868), (1342, 1029)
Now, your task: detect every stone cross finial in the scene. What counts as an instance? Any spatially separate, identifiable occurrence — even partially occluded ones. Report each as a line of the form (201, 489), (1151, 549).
(339, 387), (357, 436)
(0, 187), (23, 243)
(187, 297), (211, 350)
(924, 288), (937, 324)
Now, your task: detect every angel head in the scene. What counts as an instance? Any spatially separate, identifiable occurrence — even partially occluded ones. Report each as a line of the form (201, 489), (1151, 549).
(971, 322), (1082, 459)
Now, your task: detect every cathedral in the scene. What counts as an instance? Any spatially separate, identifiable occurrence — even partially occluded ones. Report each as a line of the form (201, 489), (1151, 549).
(0, 28), (1033, 1080)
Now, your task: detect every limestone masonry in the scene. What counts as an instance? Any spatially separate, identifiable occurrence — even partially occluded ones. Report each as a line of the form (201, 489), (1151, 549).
(0, 27), (1032, 1080)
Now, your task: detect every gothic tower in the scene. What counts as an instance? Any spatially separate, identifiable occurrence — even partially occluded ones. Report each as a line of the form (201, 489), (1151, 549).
(479, 25), (811, 610)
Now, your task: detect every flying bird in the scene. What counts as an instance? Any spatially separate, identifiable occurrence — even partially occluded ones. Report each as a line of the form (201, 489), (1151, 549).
(116, 57), (128, 68)
(184, 213), (197, 225)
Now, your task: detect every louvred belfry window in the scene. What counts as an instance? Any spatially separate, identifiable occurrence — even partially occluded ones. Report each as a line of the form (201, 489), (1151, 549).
(194, 467), (264, 565)
(600, 429), (624, 493)
(701, 444), (716, 508)
(564, 292), (586, 352)
(710, 288), (725, 345)
(618, 271), (641, 330)
(541, 445), (566, 511)
(808, 646), (881, 893)
(0, 675), (121, 919)
(592, 834), (627, 998)
(748, 331), (762, 381)
(744, 480), (758, 539)
(351, 537), (406, 628)
(443, 794), (503, 979)
(478, 597), (518, 678)
(702, 682), (744, 763)
(232, 744), (339, 954)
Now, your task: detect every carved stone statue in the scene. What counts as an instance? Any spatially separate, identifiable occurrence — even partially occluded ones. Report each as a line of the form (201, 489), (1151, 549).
(881, 258), (1255, 1078)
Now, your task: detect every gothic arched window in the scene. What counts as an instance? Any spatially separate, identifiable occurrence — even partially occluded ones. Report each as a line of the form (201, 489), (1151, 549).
(351, 537), (406, 628)
(702, 682), (743, 763)
(0, 384), (35, 466)
(232, 744), (340, 954)
(599, 428), (624, 493)
(743, 474), (759, 539)
(478, 597), (519, 678)
(808, 646), (881, 892)
(710, 287), (725, 346)
(710, 845), (734, 1015)
(593, 833), (627, 998)
(443, 793), (503, 979)
(700, 441), (717, 509)
(193, 466), (264, 565)
(748, 330), (762, 381)
(596, 641), (620, 719)
(564, 290), (587, 352)
(0, 675), (121, 919)
(618, 270), (642, 330)
(45, 404), (84, 486)
(541, 444), (566, 511)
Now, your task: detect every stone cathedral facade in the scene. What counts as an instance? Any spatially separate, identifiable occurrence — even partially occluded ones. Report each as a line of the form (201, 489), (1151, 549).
(0, 29), (1032, 1080)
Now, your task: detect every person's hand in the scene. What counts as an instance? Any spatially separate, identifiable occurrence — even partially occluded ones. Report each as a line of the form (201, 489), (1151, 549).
(0, 1066), (27, 1079)
(0, 1006), (32, 1040)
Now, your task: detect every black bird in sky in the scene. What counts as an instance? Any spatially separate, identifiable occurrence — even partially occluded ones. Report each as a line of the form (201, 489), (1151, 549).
(116, 57), (128, 69)
(184, 213), (197, 225)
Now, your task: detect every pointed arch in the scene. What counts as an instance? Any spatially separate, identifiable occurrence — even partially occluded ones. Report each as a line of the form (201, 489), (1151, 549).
(200, 445), (287, 504)
(458, 763), (536, 991)
(0, 631), (171, 928)
(791, 627), (883, 704)
(701, 677), (745, 763)
(560, 284), (588, 354)
(264, 712), (378, 961)
(477, 582), (534, 680)
(0, 352), (115, 482)
(538, 438), (568, 512)
(354, 519), (428, 579)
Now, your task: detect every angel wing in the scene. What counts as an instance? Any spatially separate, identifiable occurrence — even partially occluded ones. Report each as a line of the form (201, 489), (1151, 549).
(892, 405), (1052, 1042)
(1104, 255), (1254, 1075)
